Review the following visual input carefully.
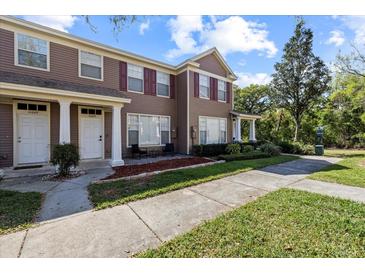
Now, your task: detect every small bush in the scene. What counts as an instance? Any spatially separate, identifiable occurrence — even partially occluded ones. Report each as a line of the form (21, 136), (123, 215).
(51, 143), (79, 176)
(192, 144), (228, 157)
(225, 143), (241, 155)
(276, 141), (314, 155)
(259, 143), (281, 156)
(218, 151), (270, 161)
(242, 145), (254, 153)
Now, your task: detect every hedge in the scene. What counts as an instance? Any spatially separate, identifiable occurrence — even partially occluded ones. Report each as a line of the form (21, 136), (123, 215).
(218, 151), (270, 161)
(192, 144), (228, 157)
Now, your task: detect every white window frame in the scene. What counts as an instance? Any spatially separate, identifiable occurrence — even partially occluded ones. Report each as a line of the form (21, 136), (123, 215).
(127, 113), (171, 147)
(156, 71), (170, 98)
(198, 116), (227, 145)
(218, 80), (227, 103)
(199, 74), (210, 100)
(14, 33), (50, 72)
(78, 50), (104, 81)
(127, 63), (144, 94)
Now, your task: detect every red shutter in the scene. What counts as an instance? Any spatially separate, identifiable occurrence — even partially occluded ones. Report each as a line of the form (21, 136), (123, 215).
(194, 72), (199, 97)
(119, 61), (127, 91)
(144, 68), (150, 95)
(151, 69), (156, 96)
(170, 74), (176, 99)
(226, 82), (232, 104)
(209, 77), (215, 100)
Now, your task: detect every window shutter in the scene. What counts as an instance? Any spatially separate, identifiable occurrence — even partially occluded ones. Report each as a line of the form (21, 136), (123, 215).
(170, 74), (176, 99)
(212, 78), (218, 101)
(226, 82), (232, 104)
(151, 69), (156, 96)
(144, 68), (150, 95)
(119, 61), (127, 91)
(194, 72), (199, 97)
(210, 77), (215, 100)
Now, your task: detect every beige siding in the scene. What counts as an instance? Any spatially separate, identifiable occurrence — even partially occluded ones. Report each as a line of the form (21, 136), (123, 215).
(50, 102), (60, 156)
(176, 71), (188, 153)
(0, 103), (13, 167)
(104, 111), (112, 159)
(70, 104), (78, 148)
(195, 53), (227, 77)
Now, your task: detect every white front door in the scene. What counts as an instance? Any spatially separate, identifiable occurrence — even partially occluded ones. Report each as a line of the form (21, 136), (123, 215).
(80, 113), (103, 159)
(17, 112), (49, 164)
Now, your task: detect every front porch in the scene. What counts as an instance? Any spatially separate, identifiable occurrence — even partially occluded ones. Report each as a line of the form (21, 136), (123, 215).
(0, 82), (131, 169)
(231, 111), (261, 143)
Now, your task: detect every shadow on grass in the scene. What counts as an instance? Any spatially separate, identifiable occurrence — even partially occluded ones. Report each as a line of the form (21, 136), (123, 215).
(0, 190), (42, 235)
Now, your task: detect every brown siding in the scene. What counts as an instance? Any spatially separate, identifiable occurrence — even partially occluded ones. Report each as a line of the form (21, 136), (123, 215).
(104, 111), (112, 159)
(176, 71), (188, 153)
(70, 104), (78, 147)
(120, 91), (178, 156)
(0, 29), (120, 91)
(188, 71), (232, 152)
(0, 104), (13, 167)
(50, 102), (60, 156)
(195, 53), (227, 77)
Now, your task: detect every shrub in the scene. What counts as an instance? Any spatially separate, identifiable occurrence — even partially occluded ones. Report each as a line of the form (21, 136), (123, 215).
(225, 143), (241, 155)
(51, 143), (79, 176)
(259, 143), (281, 156)
(276, 141), (314, 155)
(192, 144), (228, 157)
(300, 144), (315, 155)
(242, 145), (254, 153)
(218, 151), (270, 161)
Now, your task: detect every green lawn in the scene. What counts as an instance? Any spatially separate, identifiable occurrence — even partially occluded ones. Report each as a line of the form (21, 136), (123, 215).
(309, 157), (365, 188)
(139, 189), (365, 258)
(89, 155), (297, 210)
(324, 148), (365, 158)
(0, 189), (42, 235)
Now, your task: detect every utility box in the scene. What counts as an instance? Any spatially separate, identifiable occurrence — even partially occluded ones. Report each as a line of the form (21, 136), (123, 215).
(315, 145), (324, 156)
(315, 127), (324, 156)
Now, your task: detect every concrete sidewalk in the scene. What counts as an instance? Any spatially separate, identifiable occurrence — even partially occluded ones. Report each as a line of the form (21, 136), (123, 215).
(0, 155), (348, 258)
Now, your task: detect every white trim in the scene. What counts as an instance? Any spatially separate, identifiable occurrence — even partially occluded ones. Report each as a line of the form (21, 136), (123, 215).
(127, 63), (144, 94)
(13, 100), (51, 167)
(126, 112), (171, 148)
(177, 67), (234, 83)
(198, 115), (228, 145)
(78, 106), (105, 160)
(199, 73), (210, 100)
(78, 49), (104, 81)
(230, 111), (261, 120)
(0, 82), (131, 105)
(217, 79), (227, 103)
(14, 32), (50, 72)
(186, 69), (190, 154)
(156, 71), (170, 98)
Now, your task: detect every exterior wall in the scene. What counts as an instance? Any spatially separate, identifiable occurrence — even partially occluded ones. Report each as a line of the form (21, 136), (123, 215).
(104, 111), (112, 159)
(176, 71), (188, 154)
(188, 71), (233, 152)
(195, 53), (227, 77)
(70, 104), (79, 148)
(0, 29), (120, 91)
(120, 91), (178, 156)
(0, 103), (13, 167)
(50, 102), (60, 156)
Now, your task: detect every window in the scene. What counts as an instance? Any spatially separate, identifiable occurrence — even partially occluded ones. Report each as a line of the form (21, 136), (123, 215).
(128, 64), (143, 93)
(17, 103), (47, 112)
(199, 117), (227, 144)
(157, 71), (170, 97)
(127, 114), (170, 146)
(199, 74), (210, 98)
(80, 108), (102, 116)
(80, 51), (103, 80)
(218, 80), (226, 102)
(16, 33), (49, 70)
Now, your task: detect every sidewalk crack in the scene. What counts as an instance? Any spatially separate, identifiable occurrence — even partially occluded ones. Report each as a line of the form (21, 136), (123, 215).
(187, 188), (233, 209)
(17, 229), (29, 258)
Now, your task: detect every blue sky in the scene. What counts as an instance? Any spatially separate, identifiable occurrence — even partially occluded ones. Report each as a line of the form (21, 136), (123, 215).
(21, 15), (365, 87)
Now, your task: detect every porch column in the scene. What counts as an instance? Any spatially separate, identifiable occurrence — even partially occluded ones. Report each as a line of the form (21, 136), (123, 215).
(58, 99), (71, 144)
(249, 119), (256, 142)
(235, 117), (242, 142)
(111, 105), (124, 167)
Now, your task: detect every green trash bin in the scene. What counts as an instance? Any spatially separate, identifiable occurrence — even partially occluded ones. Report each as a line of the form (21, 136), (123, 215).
(315, 145), (324, 156)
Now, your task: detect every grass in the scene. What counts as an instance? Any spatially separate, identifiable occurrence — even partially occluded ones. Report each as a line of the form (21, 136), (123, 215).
(0, 189), (42, 235)
(88, 155), (297, 210)
(324, 148), (365, 158)
(309, 156), (365, 188)
(139, 189), (365, 258)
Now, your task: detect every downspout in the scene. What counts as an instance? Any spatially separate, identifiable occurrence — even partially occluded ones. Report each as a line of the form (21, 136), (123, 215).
(186, 68), (190, 154)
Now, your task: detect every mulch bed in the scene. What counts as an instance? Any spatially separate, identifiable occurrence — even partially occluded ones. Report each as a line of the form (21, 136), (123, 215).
(105, 157), (213, 179)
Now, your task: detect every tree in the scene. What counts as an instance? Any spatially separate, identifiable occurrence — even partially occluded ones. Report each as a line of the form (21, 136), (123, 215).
(270, 18), (331, 141)
(335, 44), (365, 78)
(234, 84), (271, 114)
(82, 15), (140, 33)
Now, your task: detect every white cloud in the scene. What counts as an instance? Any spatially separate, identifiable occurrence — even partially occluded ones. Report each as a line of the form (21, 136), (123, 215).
(23, 16), (77, 32)
(338, 16), (365, 45)
(235, 72), (272, 87)
(166, 16), (277, 60)
(139, 20), (150, 35)
(326, 30), (345, 46)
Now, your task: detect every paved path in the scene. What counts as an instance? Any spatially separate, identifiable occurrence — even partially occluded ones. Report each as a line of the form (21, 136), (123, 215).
(2, 155), (359, 258)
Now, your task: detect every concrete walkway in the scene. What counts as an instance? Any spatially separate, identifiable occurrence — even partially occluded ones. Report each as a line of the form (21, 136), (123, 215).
(1, 155), (357, 258)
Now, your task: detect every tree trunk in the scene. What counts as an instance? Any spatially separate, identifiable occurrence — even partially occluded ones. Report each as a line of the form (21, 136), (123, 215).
(275, 110), (283, 132)
(293, 119), (300, 142)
